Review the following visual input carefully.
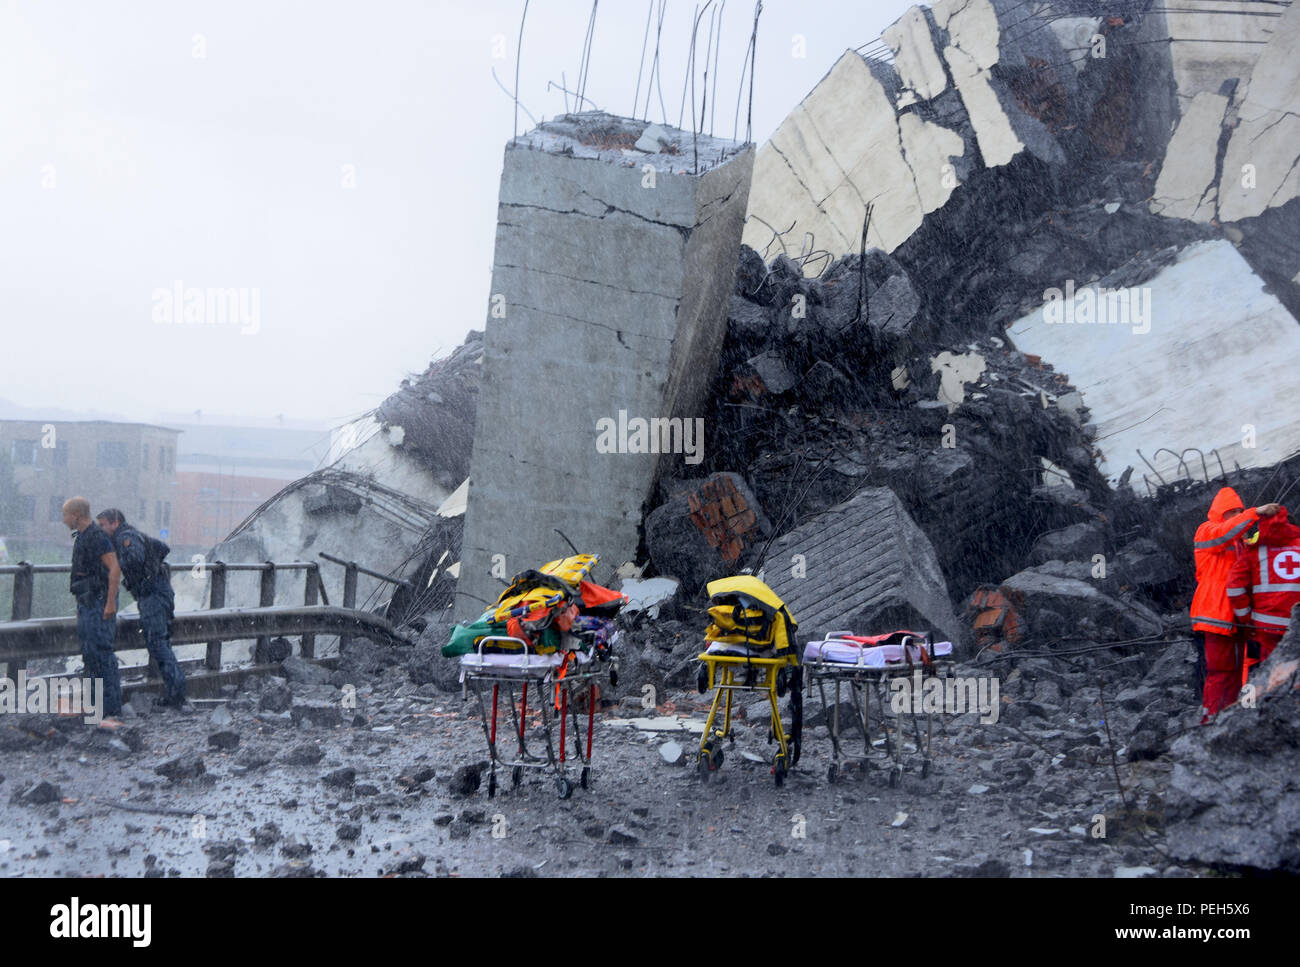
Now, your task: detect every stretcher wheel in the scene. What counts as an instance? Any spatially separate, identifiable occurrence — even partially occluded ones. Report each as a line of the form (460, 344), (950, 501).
(827, 764), (838, 784)
(696, 664), (709, 694)
(556, 777), (574, 799)
(609, 668), (618, 687)
(580, 766), (591, 789)
(773, 761), (786, 787)
(776, 669), (788, 698)
(488, 774), (497, 798)
(511, 766), (523, 788)
(888, 766), (902, 789)
(921, 759), (931, 779)
(712, 748), (724, 769)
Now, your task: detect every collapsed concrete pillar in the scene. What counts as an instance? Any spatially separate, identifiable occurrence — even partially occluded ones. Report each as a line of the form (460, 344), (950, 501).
(456, 113), (753, 620)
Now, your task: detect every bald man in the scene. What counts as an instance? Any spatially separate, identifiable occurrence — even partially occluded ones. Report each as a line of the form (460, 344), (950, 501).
(62, 497), (124, 720)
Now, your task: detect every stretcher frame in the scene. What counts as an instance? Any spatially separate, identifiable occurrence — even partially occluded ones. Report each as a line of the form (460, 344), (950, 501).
(803, 631), (954, 787)
(460, 636), (614, 799)
(695, 647), (801, 787)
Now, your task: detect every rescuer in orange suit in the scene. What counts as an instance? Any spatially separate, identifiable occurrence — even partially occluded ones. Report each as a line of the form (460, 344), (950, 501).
(1225, 505), (1300, 686)
(1190, 488), (1279, 720)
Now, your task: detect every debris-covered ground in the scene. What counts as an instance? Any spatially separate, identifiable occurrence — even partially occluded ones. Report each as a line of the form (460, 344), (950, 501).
(2, 630), (1253, 878)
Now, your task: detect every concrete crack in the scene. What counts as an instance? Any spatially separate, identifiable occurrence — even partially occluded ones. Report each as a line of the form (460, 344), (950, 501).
(503, 200), (690, 240)
(494, 260), (679, 303)
(508, 299), (673, 343)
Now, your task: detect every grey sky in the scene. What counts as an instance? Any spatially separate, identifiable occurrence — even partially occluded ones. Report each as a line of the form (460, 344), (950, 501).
(0, 0), (914, 430)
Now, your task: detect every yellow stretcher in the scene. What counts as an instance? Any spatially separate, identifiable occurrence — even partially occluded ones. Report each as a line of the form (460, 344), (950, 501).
(693, 576), (802, 787)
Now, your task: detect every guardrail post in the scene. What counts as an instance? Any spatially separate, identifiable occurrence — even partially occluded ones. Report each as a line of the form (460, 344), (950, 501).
(206, 562), (226, 671)
(11, 562), (33, 621)
(256, 562), (276, 661)
(341, 562), (358, 651)
(8, 562), (33, 678)
(301, 564), (319, 658)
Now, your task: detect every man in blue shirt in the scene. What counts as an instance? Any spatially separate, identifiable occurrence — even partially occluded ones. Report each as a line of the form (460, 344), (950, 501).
(96, 508), (188, 709)
(62, 497), (124, 720)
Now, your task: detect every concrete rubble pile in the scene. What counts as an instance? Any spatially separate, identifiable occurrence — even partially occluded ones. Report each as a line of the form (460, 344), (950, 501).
(1164, 612), (1300, 875)
(373, 335), (484, 491)
(742, 0), (1300, 489)
(59, 0), (1298, 878)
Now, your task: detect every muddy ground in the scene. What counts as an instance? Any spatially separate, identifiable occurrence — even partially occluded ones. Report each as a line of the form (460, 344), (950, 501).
(0, 655), (1197, 878)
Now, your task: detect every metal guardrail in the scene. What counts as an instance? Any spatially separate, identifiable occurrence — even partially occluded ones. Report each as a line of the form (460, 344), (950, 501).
(0, 554), (414, 684)
(0, 605), (412, 662)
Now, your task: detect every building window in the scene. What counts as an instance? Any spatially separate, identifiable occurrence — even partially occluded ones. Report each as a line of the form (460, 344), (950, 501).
(163, 502), (171, 527)
(48, 496), (64, 522)
(139, 500), (147, 520)
(10, 440), (38, 466)
(20, 495), (35, 522)
(158, 447), (165, 472)
(142, 444), (150, 471)
(96, 441), (129, 469)
(52, 442), (68, 468)
(166, 447), (174, 473)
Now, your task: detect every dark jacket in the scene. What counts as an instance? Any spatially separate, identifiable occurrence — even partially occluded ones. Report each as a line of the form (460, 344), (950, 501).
(111, 524), (169, 597)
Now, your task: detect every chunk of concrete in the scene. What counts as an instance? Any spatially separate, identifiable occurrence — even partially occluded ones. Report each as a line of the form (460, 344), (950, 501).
(1028, 522), (1105, 566)
(658, 740), (684, 766)
(645, 473), (771, 595)
(763, 487), (963, 650)
(747, 351), (797, 394)
(619, 577), (680, 618)
(999, 568), (1162, 643)
(1165, 622), (1300, 874)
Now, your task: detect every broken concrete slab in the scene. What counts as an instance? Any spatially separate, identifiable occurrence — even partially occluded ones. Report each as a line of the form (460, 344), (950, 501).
(1215, 2), (1300, 224)
(762, 487), (963, 650)
(884, 5), (948, 105)
(618, 577), (679, 618)
(1008, 240), (1300, 489)
(1150, 92), (1229, 223)
(205, 467), (443, 633)
(609, 716), (705, 735)
(743, 49), (966, 259)
(1165, 4), (1273, 109)
(457, 113), (754, 621)
(741, 0), (1135, 264)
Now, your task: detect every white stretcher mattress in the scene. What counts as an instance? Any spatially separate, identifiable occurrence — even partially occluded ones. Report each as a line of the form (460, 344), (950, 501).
(802, 638), (953, 668)
(458, 649), (592, 681)
(703, 641), (785, 658)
